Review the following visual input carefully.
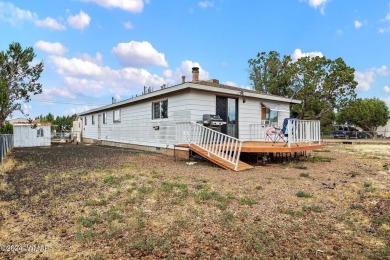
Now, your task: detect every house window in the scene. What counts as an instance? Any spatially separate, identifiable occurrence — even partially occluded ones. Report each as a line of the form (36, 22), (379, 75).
(113, 109), (121, 123)
(261, 104), (278, 124)
(152, 100), (168, 119)
(85, 117), (87, 125)
(92, 115), (95, 125)
(103, 112), (107, 124)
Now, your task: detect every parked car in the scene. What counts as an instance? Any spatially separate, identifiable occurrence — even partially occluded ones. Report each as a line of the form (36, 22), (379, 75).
(332, 125), (367, 139)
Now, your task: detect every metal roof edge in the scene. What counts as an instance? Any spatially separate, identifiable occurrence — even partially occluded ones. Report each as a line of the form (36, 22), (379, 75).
(79, 82), (301, 115)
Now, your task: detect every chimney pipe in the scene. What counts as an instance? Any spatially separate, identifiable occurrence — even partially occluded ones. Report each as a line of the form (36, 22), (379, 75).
(192, 67), (199, 82)
(181, 75), (186, 83)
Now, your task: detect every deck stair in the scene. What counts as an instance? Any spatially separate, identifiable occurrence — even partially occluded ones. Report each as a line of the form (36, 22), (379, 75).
(189, 144), (254, 171)
(176, 122), (254, 172)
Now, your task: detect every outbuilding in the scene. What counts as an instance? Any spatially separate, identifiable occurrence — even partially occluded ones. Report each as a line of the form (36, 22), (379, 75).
(13, 122), (51, 147)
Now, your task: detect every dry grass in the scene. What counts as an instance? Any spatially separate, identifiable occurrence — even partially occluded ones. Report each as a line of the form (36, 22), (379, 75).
(0, 143), (389, 259)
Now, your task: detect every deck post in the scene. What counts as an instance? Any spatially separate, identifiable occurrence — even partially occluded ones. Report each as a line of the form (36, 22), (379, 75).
(234, 141), (243, 171)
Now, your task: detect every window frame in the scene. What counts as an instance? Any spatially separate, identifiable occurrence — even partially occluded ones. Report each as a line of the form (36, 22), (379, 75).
(103, 112), (107, 124)
(113, 109), (121, 123)
(152, 99), (168, 120)
(92, 115), (95, 125)
(85, 116), (87, 125)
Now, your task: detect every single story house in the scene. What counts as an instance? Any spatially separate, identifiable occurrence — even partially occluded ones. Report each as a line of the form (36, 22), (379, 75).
(78, 67), (304, 158)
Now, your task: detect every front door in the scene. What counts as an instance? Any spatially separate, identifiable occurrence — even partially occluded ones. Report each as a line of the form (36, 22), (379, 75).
(216, 96), (238, 138)
(98, 114), (101, 140)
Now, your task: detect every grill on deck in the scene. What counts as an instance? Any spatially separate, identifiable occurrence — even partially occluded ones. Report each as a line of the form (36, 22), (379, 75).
(200, 114), (226, 132)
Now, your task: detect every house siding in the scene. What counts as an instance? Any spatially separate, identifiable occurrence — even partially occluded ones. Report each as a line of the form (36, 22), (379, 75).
(82, 91), (197, 148)
(81, 86), (292, 147)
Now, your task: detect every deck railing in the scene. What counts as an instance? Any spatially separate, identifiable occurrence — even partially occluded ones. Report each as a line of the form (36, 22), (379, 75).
(176, 122), (243, 171)
(250, 119), (321, 147)
(0, 134), (14, 164)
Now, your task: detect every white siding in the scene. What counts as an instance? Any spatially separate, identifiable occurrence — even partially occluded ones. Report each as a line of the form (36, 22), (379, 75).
(82, 89), (291, 146)
(14, 125), (51, 147)
(238, 97), (262, 140)
(377, 118), (390, 137)
(83, 91), (199, 148)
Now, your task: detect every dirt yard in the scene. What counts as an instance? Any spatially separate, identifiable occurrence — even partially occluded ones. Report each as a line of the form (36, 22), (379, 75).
(0, 143), (389, 259)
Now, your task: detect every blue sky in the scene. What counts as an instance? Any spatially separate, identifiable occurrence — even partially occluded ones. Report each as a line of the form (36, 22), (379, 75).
(1, 0), (390, 119)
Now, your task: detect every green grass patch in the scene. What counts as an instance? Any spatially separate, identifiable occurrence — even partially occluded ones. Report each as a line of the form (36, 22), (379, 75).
(237, 196), (257, 206)
(350, 203), (364, 210)
(302, 204), (323, 213)
(313, 149), (331, 152)
(364, 182), (376, 193)
(296, 191), (312, 198)
(293, 165), (307, 170)
(280, 208), (303, 218)
(103, 175), (120, 185)
(299, 173), (310, 178)
(85, 199), (107, 206)
(310, 155), (335, 163)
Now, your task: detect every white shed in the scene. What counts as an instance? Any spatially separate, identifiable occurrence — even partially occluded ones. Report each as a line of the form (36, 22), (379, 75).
(13, 123), (51, 147)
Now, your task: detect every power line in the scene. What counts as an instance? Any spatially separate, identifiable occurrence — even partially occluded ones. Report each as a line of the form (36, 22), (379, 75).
(30, 99), (106, 106)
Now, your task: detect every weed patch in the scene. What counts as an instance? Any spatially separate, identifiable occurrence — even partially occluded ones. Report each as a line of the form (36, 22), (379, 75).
(296, 191), (312, 198)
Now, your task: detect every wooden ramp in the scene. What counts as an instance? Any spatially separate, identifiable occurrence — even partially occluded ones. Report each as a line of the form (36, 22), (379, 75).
(189, 144), (254, 172)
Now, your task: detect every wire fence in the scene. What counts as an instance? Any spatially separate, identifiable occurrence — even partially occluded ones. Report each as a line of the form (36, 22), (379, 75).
(0, 134), (14, 164)
(321, 130), (390, 140)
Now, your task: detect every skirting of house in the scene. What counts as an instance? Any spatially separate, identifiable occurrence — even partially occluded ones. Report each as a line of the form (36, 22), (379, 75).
(82, 137), (190, 160)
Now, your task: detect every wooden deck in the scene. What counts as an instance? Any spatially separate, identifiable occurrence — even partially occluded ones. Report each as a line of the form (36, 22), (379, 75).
(176, 141), (323, 172)
(239, 141), (323, 153)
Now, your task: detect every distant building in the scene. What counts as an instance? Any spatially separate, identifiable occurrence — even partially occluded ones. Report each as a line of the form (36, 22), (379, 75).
(13, 122), (51, 147)
(377, 116), (390, 138)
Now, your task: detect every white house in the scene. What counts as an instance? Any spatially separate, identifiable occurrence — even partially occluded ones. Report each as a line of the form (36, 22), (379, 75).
(13, 122), (51, 147)
(377, 116), (390, 138)
(78, 67), (303, 158)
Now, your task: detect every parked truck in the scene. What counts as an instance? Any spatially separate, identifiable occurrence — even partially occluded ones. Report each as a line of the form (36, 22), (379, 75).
(332, 125), (367, 139)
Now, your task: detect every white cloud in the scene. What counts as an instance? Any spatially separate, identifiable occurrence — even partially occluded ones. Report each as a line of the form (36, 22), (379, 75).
(22, 104), (32, 115)
(198, 1), (214, 8)
(82, 0), (145, 13)
(35, 17), (66, 30)
(48, 54), (166, 97)
(381, 97), (390, 108)
(224, 81), (237, 87)
(41, 87), (76, 99)
(112, 41), (168, 68)
(376, 65), (389, 76)
(34, 41), (68, 55)
(0, 2), (66, 30)
(354, 70), (375, 92)
(67, 10), (91, 30)
(291, 48), (323, 62)
(78, 52), (103, 66)
(123, 21), (134, 29)
(64, 105), (99, 116)
(303, 0), (329, 14)
(379, 26), (390, 34)
(0, 1), (37, 25)
(384, 86), (390, 93)
(354, 20), (362, 29)
(163, 60), (210, 86)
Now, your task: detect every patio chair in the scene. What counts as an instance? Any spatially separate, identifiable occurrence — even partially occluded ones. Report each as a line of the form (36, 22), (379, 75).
(265, 126), (278, 143)
(273, 118), (299, 147)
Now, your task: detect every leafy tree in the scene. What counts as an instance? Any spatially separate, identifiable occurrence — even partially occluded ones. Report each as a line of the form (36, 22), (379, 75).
(248, 51), (294, 97)
(248, 51), (357, 122)
(337, 98), (389, 137)
(0, 121), (13, 134)
(0, 42), (44, 130)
